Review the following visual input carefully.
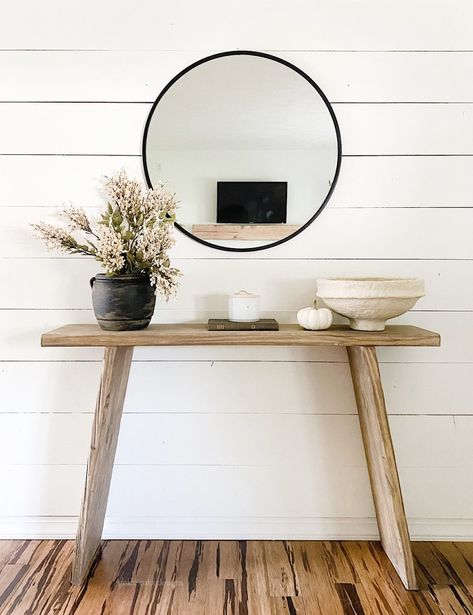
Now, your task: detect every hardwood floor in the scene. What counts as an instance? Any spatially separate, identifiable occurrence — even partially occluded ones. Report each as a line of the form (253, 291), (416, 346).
(0, 540), (472, 614)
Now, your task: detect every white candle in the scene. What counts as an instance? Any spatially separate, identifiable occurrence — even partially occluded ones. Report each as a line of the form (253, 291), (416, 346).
(228, 290), (260, 322)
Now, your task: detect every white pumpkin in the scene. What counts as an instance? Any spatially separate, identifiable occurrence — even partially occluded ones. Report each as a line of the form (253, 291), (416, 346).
(297, 306), (333, 331)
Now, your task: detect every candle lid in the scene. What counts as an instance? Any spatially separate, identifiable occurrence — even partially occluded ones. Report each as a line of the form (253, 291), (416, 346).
(231, 290), (259, 298)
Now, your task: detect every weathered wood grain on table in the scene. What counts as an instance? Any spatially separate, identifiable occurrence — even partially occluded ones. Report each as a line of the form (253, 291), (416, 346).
(0, 540), (472, 614)
(41, 323), (440, 348)
(348, 346), (417, 590)
(71, 346), (133, 585)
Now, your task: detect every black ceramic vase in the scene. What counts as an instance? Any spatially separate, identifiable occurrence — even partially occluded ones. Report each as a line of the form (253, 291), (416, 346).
(90, 274), (156, 331)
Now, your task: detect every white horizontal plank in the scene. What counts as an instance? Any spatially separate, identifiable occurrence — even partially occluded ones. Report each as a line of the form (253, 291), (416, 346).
(1, 414), (366, 466)
(0, 51), (201, 102)
(1, 156), (471, 225)
(0, 310), (463, 363)
(338, 104), (473, 155)
(1, 464), (373, 518)
(334, 155), (473, 207)
(1, 362), (472, 416)
(1, 0), (472, 51)
(0, 155), (142, 207)
(2, 515), (473, 541)
(0, 462), (471, 519)
(3, 51), (473, 103)
(80, 460), (473, 521)
(3, 103), (473, 155)
(0, 362), (102, 414)
(285, 52), (473, 103)
(0, 465), (86, 516)
(2, 155), (473, 208)
(0, 414), (466, 470)
(380, 310), (472, 364)
(381, 364), (473, 416)
(16, 207), (473, 259)
(2, 258), (472, 311)
(0, 103), (145, 155)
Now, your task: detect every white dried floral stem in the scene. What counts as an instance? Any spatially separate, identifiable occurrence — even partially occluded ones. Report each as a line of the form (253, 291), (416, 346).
(32, 170), (181, 300)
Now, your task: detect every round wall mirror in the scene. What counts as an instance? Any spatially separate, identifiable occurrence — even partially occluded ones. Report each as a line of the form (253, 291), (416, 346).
(142, 51), (342, 252)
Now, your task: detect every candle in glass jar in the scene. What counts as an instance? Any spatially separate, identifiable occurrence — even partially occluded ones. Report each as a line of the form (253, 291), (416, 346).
(228, 290), (260, 322)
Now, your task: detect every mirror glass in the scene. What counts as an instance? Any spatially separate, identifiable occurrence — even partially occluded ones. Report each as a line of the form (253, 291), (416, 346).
(143, 51), (341, 252)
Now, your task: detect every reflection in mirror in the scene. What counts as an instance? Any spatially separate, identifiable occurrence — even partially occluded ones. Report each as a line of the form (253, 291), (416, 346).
(143, 51), (341, 252)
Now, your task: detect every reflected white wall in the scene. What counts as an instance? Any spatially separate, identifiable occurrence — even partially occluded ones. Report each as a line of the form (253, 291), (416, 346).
(150, 147), (335, 227)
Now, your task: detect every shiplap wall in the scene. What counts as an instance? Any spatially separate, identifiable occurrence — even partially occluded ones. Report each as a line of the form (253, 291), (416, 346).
(1, 0), (473, 540)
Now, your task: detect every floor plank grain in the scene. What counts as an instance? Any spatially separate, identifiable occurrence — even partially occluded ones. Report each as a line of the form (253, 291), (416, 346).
(0, 540), (471, 614)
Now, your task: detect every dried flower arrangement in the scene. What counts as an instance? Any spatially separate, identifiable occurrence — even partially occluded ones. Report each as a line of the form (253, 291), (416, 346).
(32, 171), (181, 299)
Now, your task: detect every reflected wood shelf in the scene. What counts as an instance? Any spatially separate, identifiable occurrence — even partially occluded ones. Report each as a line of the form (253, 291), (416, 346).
(40, 322), (440, 590)
(191, 223), (300, 241)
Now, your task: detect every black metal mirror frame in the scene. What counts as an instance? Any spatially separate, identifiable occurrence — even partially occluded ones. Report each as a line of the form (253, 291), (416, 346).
(142, 50), (342, 253)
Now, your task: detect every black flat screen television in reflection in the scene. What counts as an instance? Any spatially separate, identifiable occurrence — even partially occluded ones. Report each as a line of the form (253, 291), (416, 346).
(217, 181), (288, 224)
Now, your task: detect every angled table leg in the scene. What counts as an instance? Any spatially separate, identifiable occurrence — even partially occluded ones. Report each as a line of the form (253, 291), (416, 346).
(71, 345), (134, 585)
(347, 345), (417, 590)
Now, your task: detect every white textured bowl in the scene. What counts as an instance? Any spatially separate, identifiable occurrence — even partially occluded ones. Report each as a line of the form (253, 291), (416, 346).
(316, 277), (425, 331)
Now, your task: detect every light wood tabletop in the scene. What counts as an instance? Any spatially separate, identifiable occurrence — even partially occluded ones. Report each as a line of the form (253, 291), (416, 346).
(41, 323), (440, 348)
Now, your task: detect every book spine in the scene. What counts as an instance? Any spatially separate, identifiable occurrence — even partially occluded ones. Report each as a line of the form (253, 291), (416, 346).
(208, 323), (279, 331)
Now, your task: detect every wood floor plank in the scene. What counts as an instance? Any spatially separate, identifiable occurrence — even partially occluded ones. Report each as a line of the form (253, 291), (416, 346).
(217, 540), (240, 582)
(71, 541), (133, 615)
(169, 540), (206, 615)
(264, 541), (300, 598)
(6, 540), (43, 566)
(321, 541), (360, 584)
(412, 542), (469, 588)
(0, 564), (30, 611)
(452, 543), (473, 594)
(122, 539), (157, 584)
(342, 542), (416, 615)
(455, 543), (473, 563)
(269, 595), (306, 615)
(246, 541), (273, 615)
(0, 543), (21, 566)
(293, 541), (345, 615)
(429, 584), (473, 615)
(98, 584), (142, 615)
(133, 540), (181, 614)
(0, 540), (74, 615)
(408, 590), (444, 615)
(237, 540), (250, 615)
(0, 540), (471, 615)
(334, 583), (366, 615)
(353, 581), (389, 615)
(203, 578), (226, 615)
(429, 544), (473, 606)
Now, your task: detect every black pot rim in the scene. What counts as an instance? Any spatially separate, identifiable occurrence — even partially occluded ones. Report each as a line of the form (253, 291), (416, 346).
(94, 273), (151, 282)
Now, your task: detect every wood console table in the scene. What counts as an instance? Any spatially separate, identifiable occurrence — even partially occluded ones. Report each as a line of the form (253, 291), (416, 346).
(41, 323), (440, 589)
